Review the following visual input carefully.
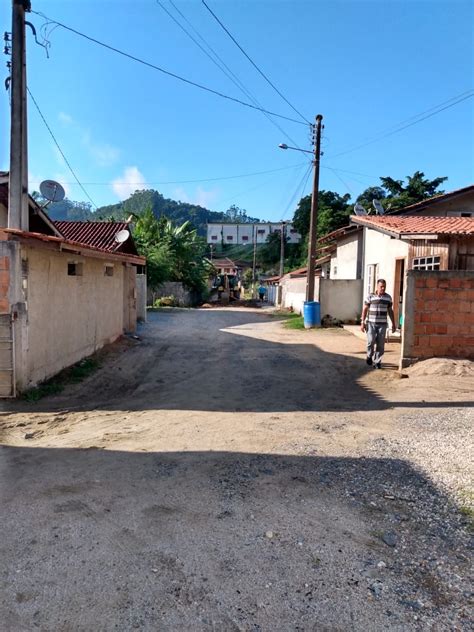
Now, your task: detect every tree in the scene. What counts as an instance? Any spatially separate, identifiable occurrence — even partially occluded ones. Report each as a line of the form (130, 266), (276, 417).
(292, 190), (352, 240)
(379, 171), (447, 210)
(133, 208), (211, 294)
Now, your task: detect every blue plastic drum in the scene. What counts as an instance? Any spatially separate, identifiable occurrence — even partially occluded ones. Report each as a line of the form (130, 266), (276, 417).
(303, 301), (321, 328)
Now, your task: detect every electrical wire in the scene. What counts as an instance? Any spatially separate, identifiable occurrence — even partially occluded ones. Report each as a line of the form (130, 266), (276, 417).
(27, 162), (308, 187)
(280, 161), (313, 220)
(201, 0), (310, 125)
(329, 90), (474, 159)
(157, 0), (302, 148)
(31, 10), (307, 126)
(27, 87), (98, 209)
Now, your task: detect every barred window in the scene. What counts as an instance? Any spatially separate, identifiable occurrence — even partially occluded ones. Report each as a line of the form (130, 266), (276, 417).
(413, 256), (440, 271)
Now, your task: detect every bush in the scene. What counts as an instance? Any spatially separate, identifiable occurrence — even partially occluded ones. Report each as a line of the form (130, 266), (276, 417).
(153, 295), (177, 307)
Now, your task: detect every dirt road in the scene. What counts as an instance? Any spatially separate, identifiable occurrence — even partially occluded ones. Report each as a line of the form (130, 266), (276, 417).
(1, 308), (472, 631)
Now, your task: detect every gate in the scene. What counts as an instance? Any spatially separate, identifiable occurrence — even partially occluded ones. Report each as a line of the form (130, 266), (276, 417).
(0, 313), (15, 397)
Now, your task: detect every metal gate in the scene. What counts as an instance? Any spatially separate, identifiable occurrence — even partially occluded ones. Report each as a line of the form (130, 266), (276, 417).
(0, 313), (15, 397)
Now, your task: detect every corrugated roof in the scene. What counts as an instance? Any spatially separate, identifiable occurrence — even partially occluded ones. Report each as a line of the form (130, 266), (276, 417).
(53, 221), (135, 253)
(350, 215), (474, 236)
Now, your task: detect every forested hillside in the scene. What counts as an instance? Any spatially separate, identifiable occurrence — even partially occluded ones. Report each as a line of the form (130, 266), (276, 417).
(37, 188), (261, 236)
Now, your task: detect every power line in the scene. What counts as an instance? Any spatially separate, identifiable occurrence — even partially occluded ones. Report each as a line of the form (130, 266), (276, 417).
(28, 161), (308, 187)
(157, 0), (302, 148)
(31, 10), (307, 126)
(201, 0), (310, 125)
(280, 161), (313, 220)
(27, 87), (98, 209)
(329, 90), (474, 159)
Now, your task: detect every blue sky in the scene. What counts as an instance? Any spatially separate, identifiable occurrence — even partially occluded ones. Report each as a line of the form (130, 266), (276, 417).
(1, 0), (473, 221)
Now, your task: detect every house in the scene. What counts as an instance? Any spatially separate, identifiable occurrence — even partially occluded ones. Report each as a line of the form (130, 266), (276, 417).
(0, 175), (146, 396)
(350, 215), (474, 325)
(207, 222), (301, 245)
(348, 215), (474, 365)
(389, 184), (474, 217)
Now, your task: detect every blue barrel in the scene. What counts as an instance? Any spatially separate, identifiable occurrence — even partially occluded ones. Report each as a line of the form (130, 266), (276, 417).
(303, 301), (321, 328)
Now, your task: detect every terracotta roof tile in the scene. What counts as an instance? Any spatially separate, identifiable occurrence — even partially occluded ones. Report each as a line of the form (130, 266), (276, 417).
(53, 221), (132, 252)
(350, 215), (474, 236)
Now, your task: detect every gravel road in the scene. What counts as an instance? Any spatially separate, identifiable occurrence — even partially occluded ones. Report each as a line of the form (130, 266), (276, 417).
(0, 307), (472, 631)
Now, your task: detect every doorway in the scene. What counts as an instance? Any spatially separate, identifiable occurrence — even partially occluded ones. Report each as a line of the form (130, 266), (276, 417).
(393, 258), (406, 327)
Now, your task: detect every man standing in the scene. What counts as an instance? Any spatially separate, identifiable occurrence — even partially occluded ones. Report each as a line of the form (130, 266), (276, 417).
(360, 279), (397, 369)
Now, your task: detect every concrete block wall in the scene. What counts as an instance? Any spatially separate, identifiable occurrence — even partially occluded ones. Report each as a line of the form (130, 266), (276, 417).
(401, 271), (474, 366)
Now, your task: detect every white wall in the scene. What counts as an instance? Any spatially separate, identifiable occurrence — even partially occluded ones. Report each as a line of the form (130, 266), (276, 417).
(331, 233), (361, 279)
(280, 276), (320, 314)
(362, 228), (409, 300)
(320, 279), (363, 322)
(400, 192), (474, 217)
(207, 223), (301, 245)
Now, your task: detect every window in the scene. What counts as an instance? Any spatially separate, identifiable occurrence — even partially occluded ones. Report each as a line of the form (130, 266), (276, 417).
(68, 262), (83, 276)
(366, 264), (378, 294)
(257, 229), (265, 235)
(242, 236), (249, 241)
(226, 235), (233, 241)
(290, 229), (298, 234)
(104, 265), (114, 277)
(211, 235), (218, 241)
(461, 212), (472, 217)
(413, 256), (441, 271)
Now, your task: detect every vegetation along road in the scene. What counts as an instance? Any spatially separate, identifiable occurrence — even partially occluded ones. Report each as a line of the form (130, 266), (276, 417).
(1, 307), (472, 631)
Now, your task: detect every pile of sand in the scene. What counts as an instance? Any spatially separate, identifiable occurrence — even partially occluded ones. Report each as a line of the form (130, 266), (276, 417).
(407, 357), (474, 377)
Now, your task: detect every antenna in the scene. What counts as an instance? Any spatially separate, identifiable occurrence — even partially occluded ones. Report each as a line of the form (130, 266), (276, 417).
(354, 203), (368, 216)
(39, 179), (65, 204)
(372, 199), (385, 215)
(114, 229), (130, 244)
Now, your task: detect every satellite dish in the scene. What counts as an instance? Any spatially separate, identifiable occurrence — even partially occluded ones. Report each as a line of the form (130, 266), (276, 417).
(354, 203), (368, 216)
(39, 179), (65, 203)
(114, 229), (130, 244)
(372, 199), (385, 215)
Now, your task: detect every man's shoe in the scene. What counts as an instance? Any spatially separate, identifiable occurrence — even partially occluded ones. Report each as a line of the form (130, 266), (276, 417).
(374, 362), (381, 369)
(366, 357), (373, 366)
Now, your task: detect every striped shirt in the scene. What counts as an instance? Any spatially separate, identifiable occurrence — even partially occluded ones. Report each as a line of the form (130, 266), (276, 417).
(365, 292), (393, 325)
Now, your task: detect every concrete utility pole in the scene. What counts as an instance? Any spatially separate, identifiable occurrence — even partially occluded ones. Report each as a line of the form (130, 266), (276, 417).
(279, 220), (286, 278)
(305, 114), (323, 302)
(9, 0), (30, 231)
(252, 224), (257, 298)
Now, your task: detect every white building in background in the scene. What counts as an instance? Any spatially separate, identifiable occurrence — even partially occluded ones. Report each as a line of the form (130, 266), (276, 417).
(207, 222), (301, 245)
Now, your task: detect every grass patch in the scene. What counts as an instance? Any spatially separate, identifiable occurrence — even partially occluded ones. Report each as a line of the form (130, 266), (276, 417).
(283, 315), (305, 329)
(271, 310), (301, 319)
(22, 357), (100, 403)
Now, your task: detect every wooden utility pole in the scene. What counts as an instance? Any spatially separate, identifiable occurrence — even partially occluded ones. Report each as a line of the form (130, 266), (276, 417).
(279, 220), (286, 278)
(9, 0), (30, 230)
(305, 114), (323, 302)
(252, 224), (257, 298)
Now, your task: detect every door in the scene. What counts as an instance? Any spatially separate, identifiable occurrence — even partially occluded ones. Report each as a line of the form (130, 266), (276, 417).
(0, 313), (15, 397)
(393, 258), (405, 327)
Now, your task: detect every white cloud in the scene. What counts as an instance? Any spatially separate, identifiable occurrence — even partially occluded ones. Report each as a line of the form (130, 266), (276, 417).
(111, 167), (146, 200)
(82, 131), (120, 167)
(58, 112), (74, 125)
(173, 186), (218, 208)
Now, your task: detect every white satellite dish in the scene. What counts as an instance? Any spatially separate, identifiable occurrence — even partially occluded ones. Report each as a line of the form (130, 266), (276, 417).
(354, 203), (368, 216)
(372, 199), (385, 215)
(114, 229), (130, 244)
(39, 179), (65, 203)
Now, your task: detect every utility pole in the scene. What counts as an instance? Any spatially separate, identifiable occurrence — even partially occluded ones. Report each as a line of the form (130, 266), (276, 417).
(9, 0), (30, 231)
(305, 114), (323, 302)
(279, 220), (286, 278)
(252, 223), (257, 298)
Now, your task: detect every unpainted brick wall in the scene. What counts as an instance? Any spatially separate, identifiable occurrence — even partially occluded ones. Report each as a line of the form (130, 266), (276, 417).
(406, 272), (474, 360)
(0, 255), (10, 314)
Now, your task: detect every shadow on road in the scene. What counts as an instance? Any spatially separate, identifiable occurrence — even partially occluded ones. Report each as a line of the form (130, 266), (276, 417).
(1, 444), (470, 631)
